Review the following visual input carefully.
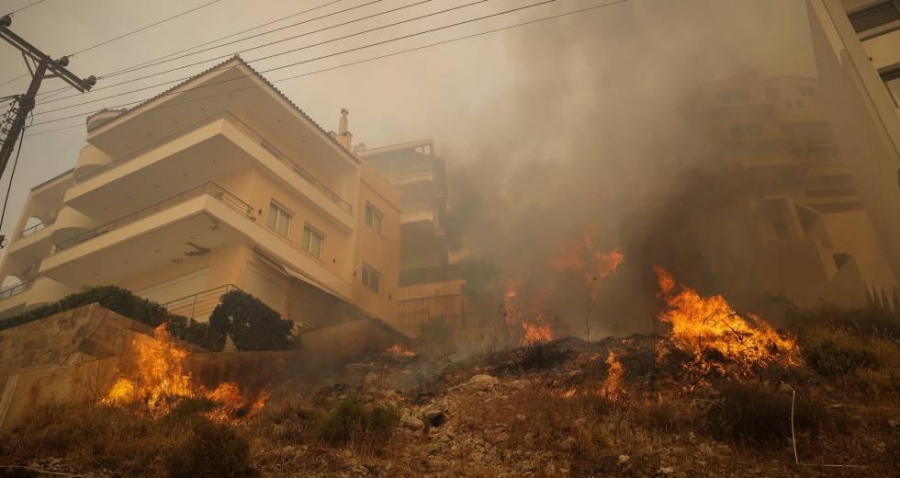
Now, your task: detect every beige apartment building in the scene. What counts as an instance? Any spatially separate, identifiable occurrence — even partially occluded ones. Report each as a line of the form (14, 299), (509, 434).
(0, 57), (403, 332)
(706, 73), (898, 309)
(356, 140), (468, 337)
(807, 0), (900, 307)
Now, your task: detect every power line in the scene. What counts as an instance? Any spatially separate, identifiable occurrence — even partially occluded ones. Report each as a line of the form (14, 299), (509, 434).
(40, 0), (420, 106)
(67, 0), (223, 57)
(36, 0), (489, 114)
(2, 0), (46, 17)
(102, 0), (343, 79)
(0, 74), (26, 89)
(26, 0), (628, 137)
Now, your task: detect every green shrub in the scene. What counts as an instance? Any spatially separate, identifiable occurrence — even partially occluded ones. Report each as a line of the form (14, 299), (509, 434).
(166, 419), (255, 478)
(706, 381), (821, 448)
(208, 290), (293, 351)
(316, 397), (399, 448)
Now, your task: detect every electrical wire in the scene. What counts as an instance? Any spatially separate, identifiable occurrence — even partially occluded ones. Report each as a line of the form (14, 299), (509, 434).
(66, 0), (223, 57)
(2, 0), (45, 17)
(39, 0), (431, 106)
(102, 0), (342, 79)
(25, 0), (629, 137)
(0, 74), (27, 89)
(34, 0), (496, 116)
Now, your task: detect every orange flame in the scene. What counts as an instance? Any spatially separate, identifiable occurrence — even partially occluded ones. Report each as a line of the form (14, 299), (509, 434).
(654, 266), (799, 370)
(601, 351), (624, 401)
(521, 322), (553, 344)
(101, 324), (268, 421)
(384, 344), (416, 358)
(551, 223), (623, 293)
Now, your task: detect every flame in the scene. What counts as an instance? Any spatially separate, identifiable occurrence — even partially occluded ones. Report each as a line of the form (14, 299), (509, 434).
(384, 344), (416, 358)
(601, 351), (624, 401)
(654, 266), (799, 370)
(101, 324), (268, 421)
(521, 322), (553, 344)
(551, 223), (624, 290)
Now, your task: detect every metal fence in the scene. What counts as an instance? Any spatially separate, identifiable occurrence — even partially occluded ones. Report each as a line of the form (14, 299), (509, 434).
(162, 284), (238, 321)
(0, 280), (33, 300)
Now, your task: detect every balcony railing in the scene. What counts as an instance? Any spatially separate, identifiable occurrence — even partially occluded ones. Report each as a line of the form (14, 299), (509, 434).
(20, 220), (51, 237)
(0, 280), (34, 300)
(78, 112), (353, 215)
(227, 115), (353, 215)
(53, 182), (253, 253)
(162, 284), (238, 321)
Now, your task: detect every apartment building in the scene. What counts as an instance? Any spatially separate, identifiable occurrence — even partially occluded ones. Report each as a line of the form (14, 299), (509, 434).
(356, 140), (468, 337)
(0, 57), (403, 332)
(807, 0), (900, 303)
(705, 73), (898, 309)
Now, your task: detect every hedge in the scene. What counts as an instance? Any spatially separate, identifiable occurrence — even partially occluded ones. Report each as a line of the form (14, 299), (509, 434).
(0, 285), (294, 352)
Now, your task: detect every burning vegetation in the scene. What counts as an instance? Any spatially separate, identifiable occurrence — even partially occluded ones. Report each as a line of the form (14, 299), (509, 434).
(654, 266), (800, 375)
(102, 324), (269, 422)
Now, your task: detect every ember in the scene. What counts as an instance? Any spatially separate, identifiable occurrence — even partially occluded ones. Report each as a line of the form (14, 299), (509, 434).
(384, 344), (416, 358)
(601, 351), (624, 401)
(654, 266), (799, 371)
(102, 324), (268, 422)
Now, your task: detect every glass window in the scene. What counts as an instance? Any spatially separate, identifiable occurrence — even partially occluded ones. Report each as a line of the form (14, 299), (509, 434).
(362, 263), (381, 293)
(302, 225), (323, 258)
(267, 202), (292, 237)
(717, 89), (751, 103)
(882, 67), (900, 107)
(365, 203), (383, 234)
(849, 1), (900, 33)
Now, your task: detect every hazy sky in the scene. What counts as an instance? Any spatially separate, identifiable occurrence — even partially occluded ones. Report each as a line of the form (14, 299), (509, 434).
(0, 0), (814, 260)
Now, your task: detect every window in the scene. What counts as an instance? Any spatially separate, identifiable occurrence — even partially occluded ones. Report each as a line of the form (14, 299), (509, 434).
(795, 99), (804, 108)
(849, 1), (900, 34)
(881, 66), (900, 107)
(799, 86), (816, 97)
(302, 225), (324, 258)
(361, 263), (381, 293)
(717, 89), (751, 103)
(365, 203), (383, 234)
(765, 87), (779, 100)
(267, 201), (292, 237)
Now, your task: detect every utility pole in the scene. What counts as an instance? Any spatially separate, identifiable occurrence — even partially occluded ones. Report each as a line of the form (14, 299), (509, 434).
(0, 14), (95, 182)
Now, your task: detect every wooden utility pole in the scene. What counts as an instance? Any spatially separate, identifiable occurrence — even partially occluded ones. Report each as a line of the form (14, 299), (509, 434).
(0, 14), (95, 182)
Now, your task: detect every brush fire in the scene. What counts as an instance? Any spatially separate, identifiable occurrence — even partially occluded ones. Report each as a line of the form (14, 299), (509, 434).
(654, 266), (800, 374)
(101, 325), (269, 422)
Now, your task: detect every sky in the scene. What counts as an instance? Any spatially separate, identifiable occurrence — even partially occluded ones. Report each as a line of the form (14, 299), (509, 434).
(0, 0), (817, 317)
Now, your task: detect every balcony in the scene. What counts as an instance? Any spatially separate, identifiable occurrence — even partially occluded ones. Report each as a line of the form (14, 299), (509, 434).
(0, 276), (70, 318)
(54, 182), (252, 253)
(67, 113), (354, 230)
(162, 284), (238, 323)
(42, 182), (354, 300)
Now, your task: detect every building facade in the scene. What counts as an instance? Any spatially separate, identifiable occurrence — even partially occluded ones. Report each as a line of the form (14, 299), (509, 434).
(357, 140), (468, 337)
(807, 0), (900, 307)
(0, 57), (403, 332)
(705, 73), (898, 309)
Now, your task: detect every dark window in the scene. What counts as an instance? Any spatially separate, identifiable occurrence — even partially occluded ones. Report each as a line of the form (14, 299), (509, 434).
(765, 87), (779, 100)
(362, 263), (381, 293)
(800, 85), (816, 96)
(729, 123), (763, 138)
(718, 89), (751, 103)
(365, 203), (383, 234)
(848, 1), (900, 33)
(881, 66), (900, 107)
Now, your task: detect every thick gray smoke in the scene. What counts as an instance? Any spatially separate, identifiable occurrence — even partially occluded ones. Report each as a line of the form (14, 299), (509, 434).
(439, 0), (815, 335)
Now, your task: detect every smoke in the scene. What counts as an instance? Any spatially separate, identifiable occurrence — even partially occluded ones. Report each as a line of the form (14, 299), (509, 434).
(438, 0), (814, 335)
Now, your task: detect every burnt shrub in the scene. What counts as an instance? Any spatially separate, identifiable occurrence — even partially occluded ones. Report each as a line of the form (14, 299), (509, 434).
(166, 419), (255, 478)
(803, 334), (879, 377)
(316, 396), (399, 448)
(519, 341), (566, 370)
(706, 381), (821, 448)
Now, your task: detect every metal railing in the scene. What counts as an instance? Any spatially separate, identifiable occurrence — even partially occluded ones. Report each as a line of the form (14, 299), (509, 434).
(77, 111), (354, 215)
(162, 284), (239, 320)
(0, 280), (34, 300)
(20, 220), (51, 237)
(53, 182), (253, 253)
(227, 114), (353, 215)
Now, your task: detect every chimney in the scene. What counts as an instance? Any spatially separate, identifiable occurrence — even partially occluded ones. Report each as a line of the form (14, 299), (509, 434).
(337, 108), (352, 150)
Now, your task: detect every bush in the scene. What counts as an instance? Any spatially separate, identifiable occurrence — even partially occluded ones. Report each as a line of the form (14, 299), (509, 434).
(315, 397), (399, 449)
(706, 381), (821, 448)
(209, 290), (293, 351)
(166, 419), (255, 478)
(803, 333), (879, 377)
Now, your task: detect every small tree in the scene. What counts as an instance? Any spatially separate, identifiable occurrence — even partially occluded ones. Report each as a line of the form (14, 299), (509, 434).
(208, 290), (294, 351)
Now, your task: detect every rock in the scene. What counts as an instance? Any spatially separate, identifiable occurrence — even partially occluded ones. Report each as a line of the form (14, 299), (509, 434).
(574, 418), (587, 428)
(469, 374), (499, 390)
(544, 463), (557, 476)
(401, 412), (425, 431)
(525, 433), (535, 446)
(657, 466), (675, 475)
(618, 454), (630, 465)
(559, 437), (577, 451)
(699, 443), (714, 456)
(516, 414), (527, 421)
(889, 419), (899, 428)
